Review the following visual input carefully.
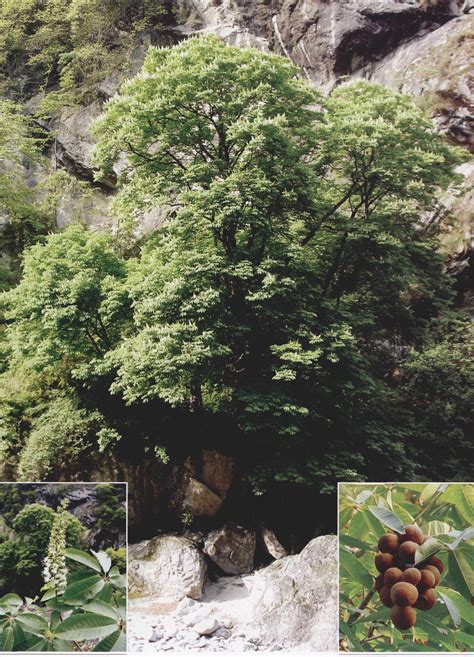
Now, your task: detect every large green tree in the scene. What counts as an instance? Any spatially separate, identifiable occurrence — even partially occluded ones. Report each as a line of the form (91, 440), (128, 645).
(1, 36), (471, 500)
(94, 35), (466, 487)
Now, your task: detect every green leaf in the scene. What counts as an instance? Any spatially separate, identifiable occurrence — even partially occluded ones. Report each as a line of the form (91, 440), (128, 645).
(24, 639), (49, 651)
(438, 590), (461, 628)
(339, 534), (376, 551)
(448, 526), (474, 550)
(55, 612), (117, 641)
(16, 612), (49, 634)
(355, 489), (373, 505)
(0, 593), (23, 609)
(420, 483), (443, 502)
(65, 548), (102, 572)
(414, 537), (444, 565)
(453, 548), (474, 597)
(93, 629), (127, 652)
(82, 599), (120, 620)
(438, 587), (474, 625)
(446, 550), (472, 600)
(339, 620), (363, 651)
(1, 626), (14, 651)
(340, 548), (373, 589)
(368, 506), (404, 533)
(46, 598), (75, 612)
(63, 574), (104, 604)
(442, 486), (473, 524)
(92, 550), (112, 574)
(420, 520), (451, 536)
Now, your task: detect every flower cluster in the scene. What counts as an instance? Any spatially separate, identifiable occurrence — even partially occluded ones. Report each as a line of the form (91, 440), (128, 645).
(43, 498), (70, 593)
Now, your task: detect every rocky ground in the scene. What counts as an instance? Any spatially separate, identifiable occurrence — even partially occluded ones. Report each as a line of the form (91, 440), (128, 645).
(129, 572), (284, 653)
(128, 534), (338, 653)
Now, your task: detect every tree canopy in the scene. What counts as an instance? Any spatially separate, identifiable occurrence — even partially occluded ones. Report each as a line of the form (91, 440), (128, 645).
(1, 36), (472, 515)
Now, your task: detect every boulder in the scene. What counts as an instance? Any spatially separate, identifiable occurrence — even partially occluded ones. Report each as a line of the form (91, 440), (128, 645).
(128, 535), (207, 600)
(204, 523), (256, 574)
(201, 449), (235, 499)
(245, 535), (338, 651)
(182, 477), (224, 517)
(261, 527), (288, 560)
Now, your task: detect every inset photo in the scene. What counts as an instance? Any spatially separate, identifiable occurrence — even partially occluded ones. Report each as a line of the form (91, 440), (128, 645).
(0, 482), (127, 652)
(339, 483), (473, 653)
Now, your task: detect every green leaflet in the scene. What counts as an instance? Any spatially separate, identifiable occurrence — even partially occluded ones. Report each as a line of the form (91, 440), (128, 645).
(339, 534), (376, 552)
(414, 537), (444, 565)
(438, 590), (461, 628)
(93, 629), (127, 652)
(368, 505), (405, 533)
(65, 548), (102, 572)
(438, 587), (474, 625)
(340, 548), (373, 589)
(453, 548), (474, 597)
(420, 520), (451, 536)
(16, 612), (49, 634)
(63, 574), (105, 604)
(82, 599), (120, 620)
(55, 612), (118, 640)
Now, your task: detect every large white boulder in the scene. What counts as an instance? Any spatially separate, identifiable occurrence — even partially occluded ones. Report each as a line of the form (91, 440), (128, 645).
(128, 535), (207, 600)
(246, 535), (338, 651)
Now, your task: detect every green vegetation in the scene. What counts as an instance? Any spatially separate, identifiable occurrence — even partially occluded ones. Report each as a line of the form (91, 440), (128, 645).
(339, 483), (474, 652)
(0, 503), (84, 595)
(0, 0), (166, 106)
(95, 485), (126, 532)
(0, 36), (472, 525)
(0, 545), (126, 651)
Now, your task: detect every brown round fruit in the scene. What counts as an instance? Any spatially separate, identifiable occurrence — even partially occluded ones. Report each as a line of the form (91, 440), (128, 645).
(390, 582), (419, 607)
(378, 533), (400, 554)
(425, 555), (445, 574)
(416, 588), (437, 611)
(391, 605), (416, 630)
(398, 541), (418, 564)
(402, 568), (422, 586)
(375, 552), (395, 573)
(379, 585), (394, 608)
(375, 574), (385, 592)
(384, 567), (403, 586)
(424, 565), (441, 586)
(418, 569), (436, 592)
(400, 525), (425, 546)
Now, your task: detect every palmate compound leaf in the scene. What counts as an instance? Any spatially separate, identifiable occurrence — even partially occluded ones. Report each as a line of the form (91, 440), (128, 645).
(65, 548), (102, 572)
(414, 537), (445, 565)
(93, 629), (127, 652)
(55, 612), (118, 641)
(368, 505), (405, 533)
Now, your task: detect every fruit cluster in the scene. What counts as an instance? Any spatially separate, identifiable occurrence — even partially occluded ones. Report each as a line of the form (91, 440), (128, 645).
(374, 524), (444, 630)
